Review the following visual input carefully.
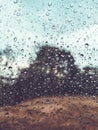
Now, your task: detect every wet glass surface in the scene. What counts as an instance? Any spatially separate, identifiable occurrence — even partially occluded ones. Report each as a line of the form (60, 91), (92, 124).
(0, 0), (98, 130)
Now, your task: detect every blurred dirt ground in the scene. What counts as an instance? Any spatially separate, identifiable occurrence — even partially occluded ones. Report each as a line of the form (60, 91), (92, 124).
(0, 95), (98, 130)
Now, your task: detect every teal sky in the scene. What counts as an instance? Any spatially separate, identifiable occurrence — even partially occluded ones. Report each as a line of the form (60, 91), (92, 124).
(0, 0), (98, 77)
(20, 0), (98, 34)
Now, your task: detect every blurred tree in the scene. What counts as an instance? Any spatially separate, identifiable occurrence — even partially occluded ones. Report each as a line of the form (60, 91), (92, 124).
(0, 45), (98, 106)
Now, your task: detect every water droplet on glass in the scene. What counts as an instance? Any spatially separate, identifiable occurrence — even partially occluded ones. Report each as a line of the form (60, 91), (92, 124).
(16, 12), (20, 16)
(46, 12), (50, 16)
(85, 43), (89, 48)
(13, 0), (18, 4)
(67, 18), (72, 22)
(87, 14), (91, 19)
(73, 9), (77, 13)
(13, 37), (17, 42)
(48, 16), (52, 21)
(70, 4), (73, 8)
(48, 2), (52, 6)
(83, 21), (86, 25)
(52, 25), (55, 29)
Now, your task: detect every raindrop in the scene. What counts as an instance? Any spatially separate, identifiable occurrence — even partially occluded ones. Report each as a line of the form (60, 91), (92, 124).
(73, 9), (77, 13)
(52, 25), (55, 29)
(85, 43), (89, 48)
(28, 37), (31, 41)
(89, 57), (91, 59)
(48, 16), (52, 21)
(46, 12), (50, 16)
(16, 12), (20, 16)
(79, 53), (84, 57)
(13, 0), (18, 4)
(21, 49), (24, 52)
(83, 21), (86, 25)
(70, 4), (73, 8)
(13, 37), (17, 42)
(67, 18), (72, 22)
(9, 66), (12, 70)
(87, 14), (91, 19)
(48, 2), (52, 6)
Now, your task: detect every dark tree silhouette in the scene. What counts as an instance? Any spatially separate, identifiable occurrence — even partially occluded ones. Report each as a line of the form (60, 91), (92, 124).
(81, 66), (98, 95)
(13, 45), (78, 103)
(0, 45), (98, 106)
(36, 45), (78, 76)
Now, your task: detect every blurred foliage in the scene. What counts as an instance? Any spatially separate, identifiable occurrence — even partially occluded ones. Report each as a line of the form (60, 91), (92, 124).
(0, 45), (98, 106)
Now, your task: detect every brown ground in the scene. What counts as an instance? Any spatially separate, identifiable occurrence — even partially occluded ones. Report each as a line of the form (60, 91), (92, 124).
(0, 95), (98, 130)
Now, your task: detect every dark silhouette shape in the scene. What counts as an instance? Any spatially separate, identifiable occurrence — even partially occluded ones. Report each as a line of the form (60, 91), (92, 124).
(0, 45), (98, 106)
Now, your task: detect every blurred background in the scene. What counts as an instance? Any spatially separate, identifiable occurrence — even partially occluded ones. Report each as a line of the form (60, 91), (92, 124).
(0, 0), (98, 78)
